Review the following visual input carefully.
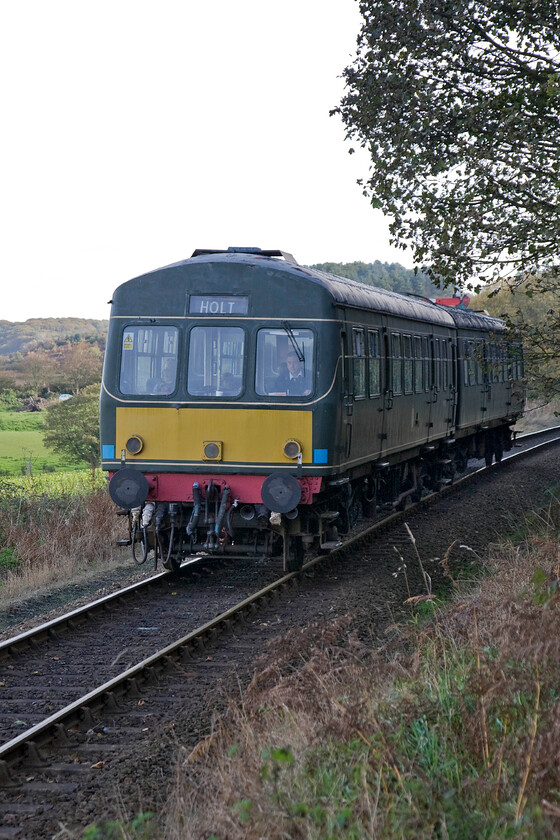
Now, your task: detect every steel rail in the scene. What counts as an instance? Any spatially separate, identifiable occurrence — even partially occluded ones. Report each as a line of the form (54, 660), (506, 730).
(2, 425), (558, 655)
(0, 568), (298, 778)
(0, 571), (168, 656)
(1, 430), (559, 780)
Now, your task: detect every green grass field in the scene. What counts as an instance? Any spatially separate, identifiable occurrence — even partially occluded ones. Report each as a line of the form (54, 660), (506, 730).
(0, 408), (89, 475)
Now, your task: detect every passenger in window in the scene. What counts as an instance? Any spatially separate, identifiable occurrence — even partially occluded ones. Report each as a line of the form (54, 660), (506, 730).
(271, 352), (312, 396)
(150, 359), (176, 394)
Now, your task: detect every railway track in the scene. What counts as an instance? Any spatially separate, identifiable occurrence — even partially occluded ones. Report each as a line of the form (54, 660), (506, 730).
(1, 427), (559, 838)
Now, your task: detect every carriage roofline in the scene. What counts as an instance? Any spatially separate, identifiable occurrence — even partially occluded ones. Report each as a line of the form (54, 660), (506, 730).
(123, 247), (504, 332)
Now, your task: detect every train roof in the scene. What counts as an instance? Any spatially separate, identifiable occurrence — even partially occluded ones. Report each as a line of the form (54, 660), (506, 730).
(177, 249), (457, 327)
(123, 248), (505, 332)
(439, 306), (505, 332)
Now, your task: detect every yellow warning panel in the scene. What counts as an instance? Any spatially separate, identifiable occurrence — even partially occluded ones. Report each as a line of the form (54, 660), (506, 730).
(116, 406), (313, 464)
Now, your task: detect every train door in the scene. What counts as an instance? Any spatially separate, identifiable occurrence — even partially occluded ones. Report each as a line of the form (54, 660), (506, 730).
(341, 326), (353, 462)
(483, 337), (508, 422)
(458, 335), (487, 430)
(478, 339), (489, 421)
(382, 329), (410, 456)
(427, 333), (454, 441)
(447, 338), (458, 436)
(341, 323), (385, 464)
(366, 325), (385, 461)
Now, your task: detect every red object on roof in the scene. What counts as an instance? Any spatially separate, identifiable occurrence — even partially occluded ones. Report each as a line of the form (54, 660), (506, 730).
(436, 296), (470, 308)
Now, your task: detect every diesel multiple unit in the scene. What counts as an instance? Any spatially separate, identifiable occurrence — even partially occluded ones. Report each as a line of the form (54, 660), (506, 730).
(100, 247), (524, 571)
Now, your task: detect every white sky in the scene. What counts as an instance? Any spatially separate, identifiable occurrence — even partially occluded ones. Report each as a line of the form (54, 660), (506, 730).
(0, 0), (410, 323)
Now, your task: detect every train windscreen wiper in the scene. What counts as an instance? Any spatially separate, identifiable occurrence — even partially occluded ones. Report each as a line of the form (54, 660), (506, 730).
(282, 321), (305, 364)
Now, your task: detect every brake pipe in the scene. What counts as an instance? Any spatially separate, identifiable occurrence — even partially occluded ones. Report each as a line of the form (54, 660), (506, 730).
(187, 483), (201, 536)
(214, 486), (231, 535)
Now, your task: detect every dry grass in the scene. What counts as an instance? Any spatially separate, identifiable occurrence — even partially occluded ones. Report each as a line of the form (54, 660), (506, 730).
(163, 506), (560, 839)
(0, 479), (124, 605)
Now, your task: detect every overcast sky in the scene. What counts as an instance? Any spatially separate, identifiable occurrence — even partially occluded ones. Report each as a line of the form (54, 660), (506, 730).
(0, 0), (411, 323)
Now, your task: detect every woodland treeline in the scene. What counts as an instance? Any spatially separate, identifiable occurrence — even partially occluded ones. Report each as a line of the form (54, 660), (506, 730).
(0, 319), (106, 399)
(309, 260), (442, 298)
(0, 318), (107, 357)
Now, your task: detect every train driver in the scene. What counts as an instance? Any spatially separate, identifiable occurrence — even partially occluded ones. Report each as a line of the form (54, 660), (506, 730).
(271, 351), (312, 396)
(149, 358), (177, 394)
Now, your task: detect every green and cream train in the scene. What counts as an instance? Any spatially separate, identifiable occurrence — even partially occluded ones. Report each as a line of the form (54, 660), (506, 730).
(100, 247), (524, 571)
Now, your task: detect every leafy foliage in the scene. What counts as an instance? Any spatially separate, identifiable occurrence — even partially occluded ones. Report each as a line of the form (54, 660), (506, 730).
(334, 0), (560, 289)
(58, 341), (103, 394)
(476, 274), (560, 400)
(43, 383), (100, 469)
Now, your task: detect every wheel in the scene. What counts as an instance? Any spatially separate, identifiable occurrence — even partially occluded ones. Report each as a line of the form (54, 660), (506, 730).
(159, 527), (182, 573)
(283, 535), (304, 572)
(454, 449), (468, 473)
(485, 450), (493, 466)
(162, 554), (181, 573)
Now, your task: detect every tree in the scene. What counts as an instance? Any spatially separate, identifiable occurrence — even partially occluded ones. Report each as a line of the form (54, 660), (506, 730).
(309, 260), (441, 297)
(43, 384), (101, 469)
(59, 341), (103, 394)
(334, 0), (560, 290)
(19, 349), (57, 396)
(475, 274), (560, 401)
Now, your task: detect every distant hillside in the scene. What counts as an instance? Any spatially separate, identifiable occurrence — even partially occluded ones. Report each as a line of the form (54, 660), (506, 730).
(308, 261), (443, 299)
(0, 319), (108, 357)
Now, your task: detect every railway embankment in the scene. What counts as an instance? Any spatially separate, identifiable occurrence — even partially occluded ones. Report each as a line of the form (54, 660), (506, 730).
(160, 455), (560, 839)
(2, 437), (560, 839)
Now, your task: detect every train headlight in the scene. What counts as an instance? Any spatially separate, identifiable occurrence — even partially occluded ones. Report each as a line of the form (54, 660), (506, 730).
(203, 441), (223, 461)
(283, 439), (302, 460)
(126, 435), (144, 455)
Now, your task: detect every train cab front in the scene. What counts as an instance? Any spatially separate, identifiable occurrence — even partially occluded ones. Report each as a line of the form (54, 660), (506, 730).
(99, 249), (345, 571)
(102, 322), (338, 572)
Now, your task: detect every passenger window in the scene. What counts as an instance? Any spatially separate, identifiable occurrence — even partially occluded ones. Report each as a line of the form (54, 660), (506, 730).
(119, 325), (179, 395)
(499, 344), (506, 383)
(255, 328), (314, 397)
(476, 340), (484, 385)
(422, 336), (430, 391)
(466, 341), (477, 386)
(392, 333), (402, 395)
(353, 329), (366, 398)
(510, 342), (524, 380)
(413, 336), (422, 393)
(187, 326), (244, 396)
(433, 338), (441, 390)
(403, 335), (413, 394)
(368, 330), (381, 397)
(441, 340), (449, 390)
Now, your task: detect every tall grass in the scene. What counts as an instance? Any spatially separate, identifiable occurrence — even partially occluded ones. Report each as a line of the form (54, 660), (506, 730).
(0, 472), (123, 603)
(164, 506), (560, 839)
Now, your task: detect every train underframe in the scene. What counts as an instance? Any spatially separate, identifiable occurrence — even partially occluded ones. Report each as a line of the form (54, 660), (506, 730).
(116, 423), (516, 574)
